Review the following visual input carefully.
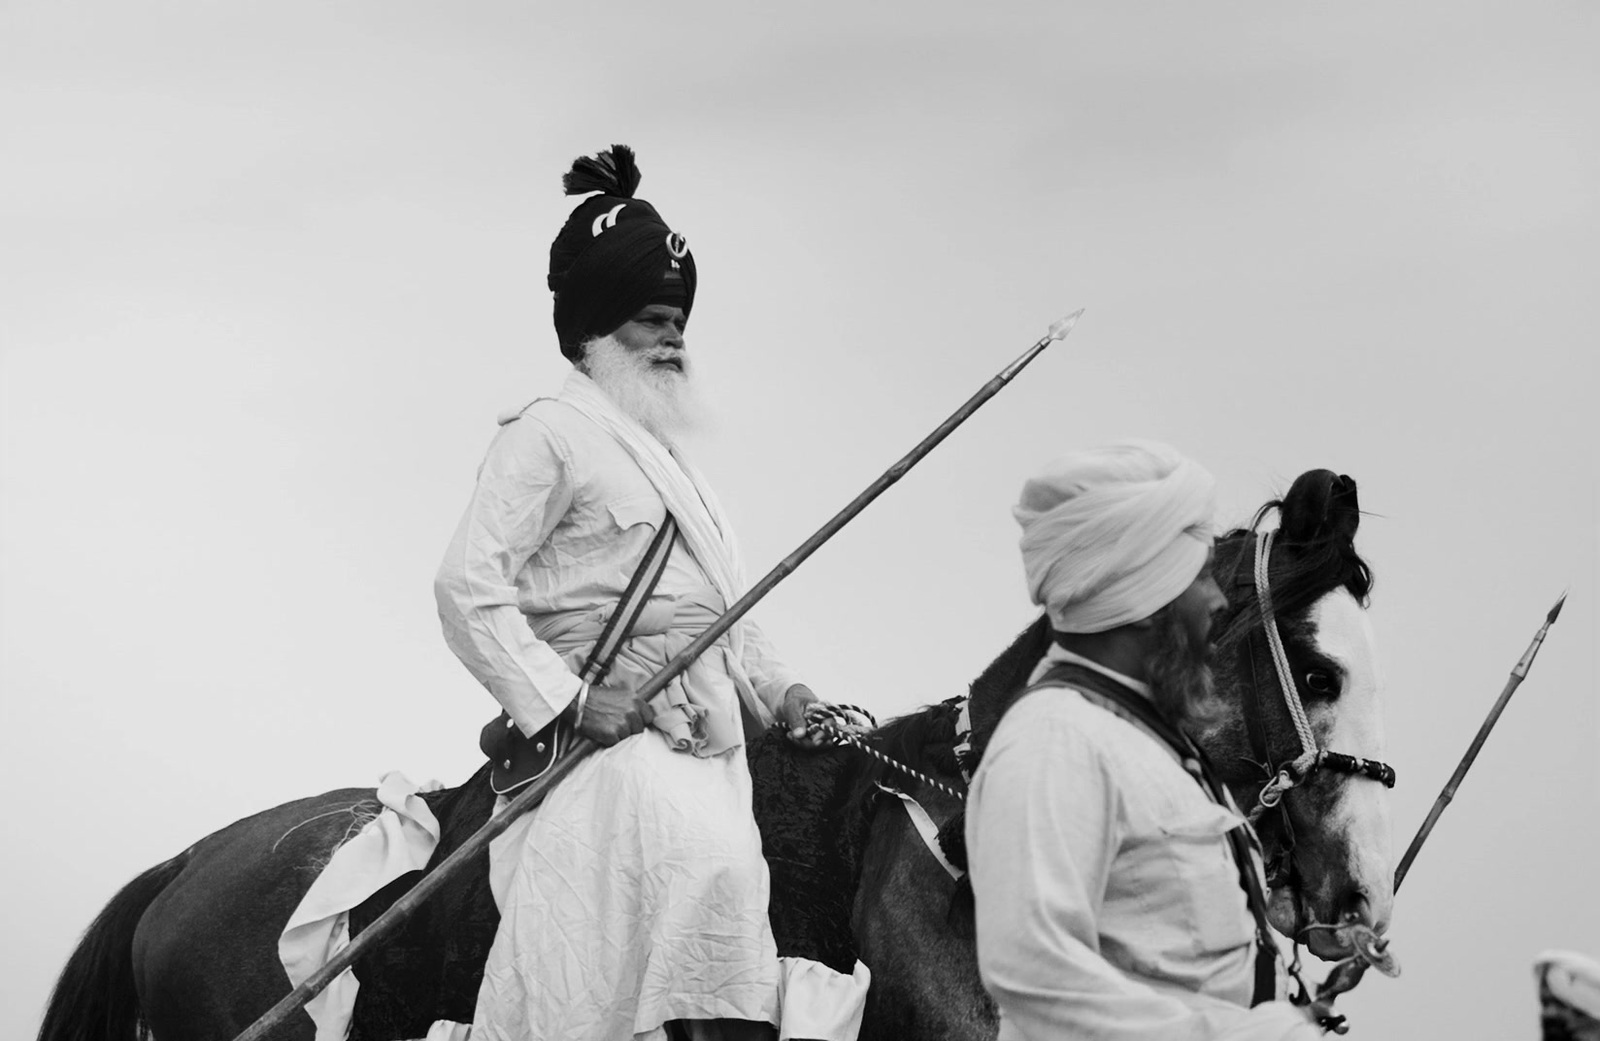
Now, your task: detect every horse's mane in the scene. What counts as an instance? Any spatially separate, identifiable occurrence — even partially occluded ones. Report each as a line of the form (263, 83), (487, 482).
(874, 699), (966, 779)
(963, 614), (1052, 771)
(840, 698), (965, 823)
(1213, 468), (1373, 649)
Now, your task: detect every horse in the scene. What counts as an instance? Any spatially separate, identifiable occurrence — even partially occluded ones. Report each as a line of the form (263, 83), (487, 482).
(36, 468), (1394, 1041)
(845, 467), (1396, 1037)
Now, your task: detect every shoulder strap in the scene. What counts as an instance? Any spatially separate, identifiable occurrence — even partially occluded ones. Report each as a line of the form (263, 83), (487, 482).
(578, 513), (679, 686)
(482, 513), (678, 796)
(1031, 663), (1280, 1006)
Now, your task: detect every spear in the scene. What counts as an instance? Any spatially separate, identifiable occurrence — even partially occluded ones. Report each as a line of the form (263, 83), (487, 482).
(233, 310), (1086, 1041)
(1316, 592), (1568, 1014)
(1393, 591), (1566, 891)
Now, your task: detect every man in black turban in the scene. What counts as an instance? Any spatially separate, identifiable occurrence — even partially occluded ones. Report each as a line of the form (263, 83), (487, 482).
(546, 145), (697, 361)
(434, 147), (868, 1041)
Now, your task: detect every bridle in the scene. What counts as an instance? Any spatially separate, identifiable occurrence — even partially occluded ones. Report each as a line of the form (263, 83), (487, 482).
(1233, 529), (1396, 873)
(1227, 529), (1400, 1030)
(818, 528), (1399, 894)
(816, 530), (1399, 1029)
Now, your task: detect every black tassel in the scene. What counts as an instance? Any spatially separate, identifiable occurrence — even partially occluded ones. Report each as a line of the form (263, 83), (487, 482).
(936, 809), (968, 874)
(562, 144), (641, 198)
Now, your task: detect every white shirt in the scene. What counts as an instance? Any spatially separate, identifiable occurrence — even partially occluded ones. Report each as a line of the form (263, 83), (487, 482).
(433, 375), (798, 738)
(965, 644), (1322, 1041)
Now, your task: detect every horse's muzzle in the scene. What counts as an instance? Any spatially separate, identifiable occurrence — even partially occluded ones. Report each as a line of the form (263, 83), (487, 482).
(1303, 893), (1387, 960)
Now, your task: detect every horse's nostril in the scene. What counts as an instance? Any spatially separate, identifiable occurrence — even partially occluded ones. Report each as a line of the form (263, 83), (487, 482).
(1339, 891), (1372, 926)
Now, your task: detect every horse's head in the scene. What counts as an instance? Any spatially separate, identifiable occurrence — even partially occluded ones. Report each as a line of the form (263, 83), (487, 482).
(1200, 469), (1395, 961)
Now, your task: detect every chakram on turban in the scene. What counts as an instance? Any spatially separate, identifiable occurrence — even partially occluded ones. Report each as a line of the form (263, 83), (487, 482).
(547, 144), (697, 360)
(1014, 440), (1217, 634)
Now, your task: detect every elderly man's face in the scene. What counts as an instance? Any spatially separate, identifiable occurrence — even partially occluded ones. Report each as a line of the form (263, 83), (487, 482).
(611, 304), (687, 375)
(1170, 546), (1227, 649)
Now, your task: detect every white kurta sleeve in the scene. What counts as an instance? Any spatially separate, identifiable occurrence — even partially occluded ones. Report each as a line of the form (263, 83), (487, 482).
(967, 715), (1323, 1041)
(738, 617), (802, 715)
(434, 415), (583, 736)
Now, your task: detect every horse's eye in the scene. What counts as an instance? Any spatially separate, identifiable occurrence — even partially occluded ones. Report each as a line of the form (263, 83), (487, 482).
(1304, 670), (1338, 695)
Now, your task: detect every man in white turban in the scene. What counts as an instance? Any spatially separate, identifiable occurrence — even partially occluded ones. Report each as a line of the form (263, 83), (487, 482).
(966, 441), (1326, 1040)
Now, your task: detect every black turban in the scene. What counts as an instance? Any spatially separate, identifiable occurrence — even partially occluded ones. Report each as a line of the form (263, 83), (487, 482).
(547, 145), (697, 360)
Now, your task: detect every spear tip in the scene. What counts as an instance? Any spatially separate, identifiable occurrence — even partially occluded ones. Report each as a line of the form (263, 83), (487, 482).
(1547, 591), (1567, 625)
(1047, 309), (1086, 341)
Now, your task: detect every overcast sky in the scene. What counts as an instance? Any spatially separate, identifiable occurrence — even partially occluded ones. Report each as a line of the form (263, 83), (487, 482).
(3, 3), (1597, 1037)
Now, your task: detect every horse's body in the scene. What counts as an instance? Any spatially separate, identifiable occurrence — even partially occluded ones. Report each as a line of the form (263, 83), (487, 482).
(43, 788), (381, 1040)
(39, 470), (1393, 1041)
(137, 789), (383, 1036)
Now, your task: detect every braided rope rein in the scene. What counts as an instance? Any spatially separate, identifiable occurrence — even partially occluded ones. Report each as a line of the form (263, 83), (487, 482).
(808, 718), (968, 803)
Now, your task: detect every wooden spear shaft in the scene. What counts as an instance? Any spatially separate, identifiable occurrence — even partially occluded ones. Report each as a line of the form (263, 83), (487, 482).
(629, 310), (1084, 710)
(233, 310), (1085, 1041)
(1393, 592), (1567, 891)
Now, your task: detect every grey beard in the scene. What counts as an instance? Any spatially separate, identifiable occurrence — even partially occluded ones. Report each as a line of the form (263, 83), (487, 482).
(580, 334), (706, 445)
(1145, 608), (1221, 731)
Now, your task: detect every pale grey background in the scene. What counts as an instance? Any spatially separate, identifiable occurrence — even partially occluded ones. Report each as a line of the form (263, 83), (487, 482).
(3, 3), (1596, 1037)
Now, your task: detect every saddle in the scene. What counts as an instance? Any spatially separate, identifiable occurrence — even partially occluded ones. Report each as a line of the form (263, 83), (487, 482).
(478, 514), (678, 794)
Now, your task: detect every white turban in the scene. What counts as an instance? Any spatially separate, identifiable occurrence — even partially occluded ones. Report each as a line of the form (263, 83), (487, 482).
(1014, 440), (1217, 634)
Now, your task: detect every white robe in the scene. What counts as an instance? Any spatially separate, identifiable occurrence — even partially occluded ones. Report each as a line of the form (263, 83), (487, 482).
(965, 645), (1322, 1041)
(434, 372), (865, 1039)
(476, 732), (779, 1038)
(278, 375), (867, 1041)
(432, 370), (798, 740)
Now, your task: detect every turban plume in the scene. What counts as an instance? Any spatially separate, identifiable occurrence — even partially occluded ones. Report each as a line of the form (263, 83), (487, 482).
(1015, 441), (1216, 633)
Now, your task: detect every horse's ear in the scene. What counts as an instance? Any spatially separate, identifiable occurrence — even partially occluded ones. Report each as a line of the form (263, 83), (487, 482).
(1279, 469), (1360, 545)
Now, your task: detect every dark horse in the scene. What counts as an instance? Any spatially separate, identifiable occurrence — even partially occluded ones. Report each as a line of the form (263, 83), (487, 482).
(38, 470), (1392, 1041)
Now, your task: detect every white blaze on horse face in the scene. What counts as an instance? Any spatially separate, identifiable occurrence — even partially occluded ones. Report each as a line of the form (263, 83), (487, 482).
(1307, 589), (1395, 934)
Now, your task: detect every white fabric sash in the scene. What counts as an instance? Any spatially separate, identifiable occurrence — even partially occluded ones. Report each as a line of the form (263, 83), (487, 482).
(532, 589), (746, 756)
(558, 371), (774, 728)
(278, 773), (442, 1041)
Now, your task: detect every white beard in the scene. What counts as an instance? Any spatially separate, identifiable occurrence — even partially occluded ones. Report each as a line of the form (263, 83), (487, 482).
(579, 334), (707, 445)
